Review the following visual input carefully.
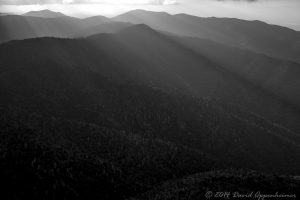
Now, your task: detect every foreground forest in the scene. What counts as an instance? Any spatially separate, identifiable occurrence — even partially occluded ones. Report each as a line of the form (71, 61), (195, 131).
(0, 65), (300, 199)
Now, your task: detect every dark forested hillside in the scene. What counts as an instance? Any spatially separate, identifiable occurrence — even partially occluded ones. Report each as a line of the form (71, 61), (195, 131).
(0, 105), (218, 199)
(172, 35), (300, 132)
(2, 105), (300, 199)
(174, 36), (300, 107)
(1, 66), (300, 198)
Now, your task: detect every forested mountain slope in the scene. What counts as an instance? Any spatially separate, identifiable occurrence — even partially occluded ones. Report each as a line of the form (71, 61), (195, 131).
(1, 33), (300, 176)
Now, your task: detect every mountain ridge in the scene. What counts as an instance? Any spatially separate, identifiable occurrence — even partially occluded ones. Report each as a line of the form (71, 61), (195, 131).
(114, 10), (300, 63)
(23, 9), (66, 18)
(1, 9), (300, 64)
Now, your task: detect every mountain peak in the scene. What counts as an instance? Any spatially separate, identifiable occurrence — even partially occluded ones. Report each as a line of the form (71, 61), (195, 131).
(117, 24), (159, 36)
(23, 9), (66, 18)
(116, 9), (172, 19)
(130, 9), (171, 15)
(82, 15), (110, 25)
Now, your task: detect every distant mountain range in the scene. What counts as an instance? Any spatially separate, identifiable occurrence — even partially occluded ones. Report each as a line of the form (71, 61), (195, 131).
(1, 9), (300, 199)
(23, 9), (66, 18)
(1, 9), (300, 63)
(114, 10), (300, 63)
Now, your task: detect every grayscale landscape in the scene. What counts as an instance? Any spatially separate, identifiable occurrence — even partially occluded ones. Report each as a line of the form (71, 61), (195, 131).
(0, 0), (300, 199)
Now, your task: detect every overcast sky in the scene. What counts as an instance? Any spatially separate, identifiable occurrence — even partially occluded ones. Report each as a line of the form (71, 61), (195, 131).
(0, 0), (300, 30)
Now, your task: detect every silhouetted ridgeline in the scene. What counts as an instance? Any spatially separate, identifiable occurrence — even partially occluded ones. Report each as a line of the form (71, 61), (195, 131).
(1, 9), (300, 63)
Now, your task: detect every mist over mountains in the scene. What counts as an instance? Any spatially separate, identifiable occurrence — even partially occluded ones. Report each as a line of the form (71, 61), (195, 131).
(0, 9), (300, 199)
(2, 9), (300, 63)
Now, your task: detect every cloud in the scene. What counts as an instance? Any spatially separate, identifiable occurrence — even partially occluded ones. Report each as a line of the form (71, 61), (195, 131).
(62, 0), (74, 3)
(161, 0), (179, 5)
(215, 0), (258, 1)
(0, 0), (263, 5)
(0, 0), (62, 4)
(0, 0), (179, 5)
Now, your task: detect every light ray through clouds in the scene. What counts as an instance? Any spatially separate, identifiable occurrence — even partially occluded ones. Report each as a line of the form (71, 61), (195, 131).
(0, 0), (300, 30)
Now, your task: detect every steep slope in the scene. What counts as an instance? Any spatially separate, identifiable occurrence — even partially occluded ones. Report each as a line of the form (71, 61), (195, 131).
(114, 25), (300, 132)
(174, 36), (300, 106)
(23, 9), (66, 18)
(170, 35), (300, 131)
(1, 32), (300, 175)
(114, 10), (300, 63)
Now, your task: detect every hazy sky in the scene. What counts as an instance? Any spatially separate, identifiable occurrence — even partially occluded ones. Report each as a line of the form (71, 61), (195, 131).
(1, 0), (300, 30)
